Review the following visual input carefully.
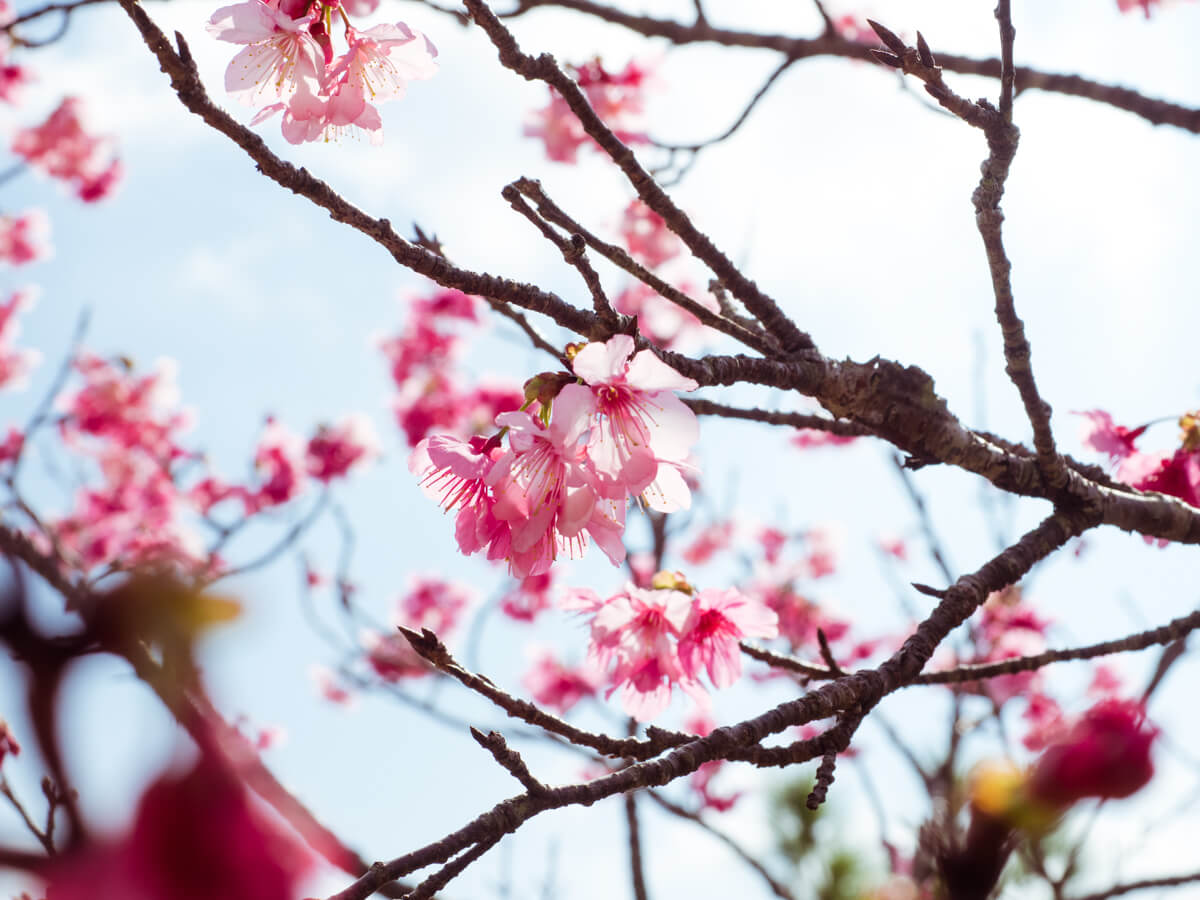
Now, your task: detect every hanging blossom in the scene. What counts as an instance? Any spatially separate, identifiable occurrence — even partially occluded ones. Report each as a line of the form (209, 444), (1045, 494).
(525, 57), (650, 162)
(380, 287), (522, 447)
(410, 335), (700, 578)
(0, 209), (52, 266)
(564, 572), (778, 721)
(12, 97), (121, 202)
(0, 288), (41, 391)
(208, 0), (436, 145)
(1077, 407), (1200, 512)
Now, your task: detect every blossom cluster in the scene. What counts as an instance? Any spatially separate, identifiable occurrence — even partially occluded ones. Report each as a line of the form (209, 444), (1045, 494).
(525, 58), (650, 163)
(379, 287), (522, 447)
(38, 353), (377, 576)
(207, 0), (437, 145)
(0, 289), (40, 391)
(13, 97), (122, 203)
(564, 573), (779, 720)
(411, 334), (699, 579)
(362, 576), (475, 681)
(1078, 408), (1200, 511)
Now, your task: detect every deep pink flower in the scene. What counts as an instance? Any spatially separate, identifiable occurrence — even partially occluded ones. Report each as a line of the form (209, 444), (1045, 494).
(677, 587), (778, 688)
(44, 753), (310, 900)
(1028, 699), (1158, 807)
(305, 413), (379, 481)
(0, 209), (51, 265)
(0, 719), (18, 768)
(0, 425), (23, 464)
(522, 649), (601, 713)
(1124, 447), (1200, 508)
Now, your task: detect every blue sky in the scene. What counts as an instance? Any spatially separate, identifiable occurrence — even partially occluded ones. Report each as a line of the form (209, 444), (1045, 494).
(2, 0), (1200, 897)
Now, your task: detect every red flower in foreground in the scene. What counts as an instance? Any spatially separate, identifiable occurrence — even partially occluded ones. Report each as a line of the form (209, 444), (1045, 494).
(46, 754), (309, 900)
(1028, 698), (1157, 808)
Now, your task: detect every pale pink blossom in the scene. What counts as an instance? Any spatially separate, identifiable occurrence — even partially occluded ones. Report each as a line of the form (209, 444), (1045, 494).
(576, 582), (703, 720)
(612, 280), (719, 351)
(791, 428), (857, 449)
(570, 334), (698, 509)
(0, 288), (40, 390)
(207, 0), (323, 107)
(524, 93), (590, 163)
(13, 98), (120, 199)
(620, 199), (680, 268)
(677, 587), (778, 688)
(331, 24), (437, 105)
(310, 664), (355, 706)
(1076, 409), (1146, 461)
(487, 390), (619, 576)
(682, 520), (734, 565)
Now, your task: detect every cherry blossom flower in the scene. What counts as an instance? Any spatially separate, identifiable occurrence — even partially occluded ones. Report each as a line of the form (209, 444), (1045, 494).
(791, 428), (857, 449)
(677, 587), (778, 688)
(246, 419), (308, 511)
(1028, 699), (1157, 807)
(12, 98), (121, 200)
(525, 58), (650, 162)
(0, 426), (23, 465)
(305, 413), (380, 481)
(620, 199), (680, 269)
(500, 570), (555, 621)
(1075, 409), (1146, 461)
(487, 391), (624, 576)
(612, 280), (718, 351)
(331, 23), (437, 105)
(207, 0), (323, 107)
(522, 648), (601, 713)
(0, 209), (51, 265)
(310, 664), (355, 706)
(570, 334), (698, 509)
(758, 526), (788, 565)
(44, 753), (310, 900)
(682, 520), (734, 565)
(0, 289), (40, 390)
(571, 580), (711, 720)
(690, 759), (742, 813)
(833, 13), (877, 43)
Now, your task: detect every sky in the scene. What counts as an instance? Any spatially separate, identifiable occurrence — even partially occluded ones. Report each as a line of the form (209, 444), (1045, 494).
(1, 0), (1200, 897)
